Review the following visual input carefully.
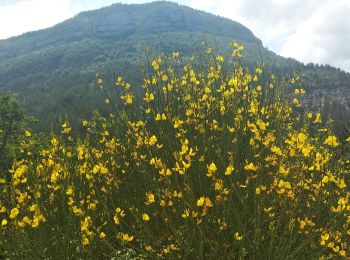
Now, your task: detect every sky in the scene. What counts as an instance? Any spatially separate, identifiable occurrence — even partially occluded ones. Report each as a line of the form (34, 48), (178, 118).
(0, 0), (349, 72)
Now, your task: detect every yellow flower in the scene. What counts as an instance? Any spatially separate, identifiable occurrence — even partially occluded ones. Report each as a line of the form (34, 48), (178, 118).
(72, 206), (84, 217)
(162, 74), (168, 82)
(116, 207), (125, 217)
(322, 176), (329, 184)
(293, 98), (300, 106)
(271, 146), (283, 156)
(1, 219), (7, 226)
(116, 76), (123, 84)
(114, 215), (120, 225)
(225, 165), (234, 176)
(121, 93), (134, 105)
(80, 217), (91, 232)
(66, 187), (73, 195)
(10, 208), (19, 219)
(61, 121), (71, 134)
(313, 113), (321, 123)
(142, 213), (150, 221)
(324, 135), (339, 147)
(120, 233), (134, 242)
(182, 209), (190, 218)
(99, 232), (106, 239)
(145, 245), (153, 252)
(197, 197), (205, 207)
(244, 162), (258, 171)
(255, 188), (261, 195)
(197, 196), (213, 207)
(256, 119), (267, 131)
(31, 216), (43, 228)
(205, 197), (213, 207)
(126, 96), (133, 104)
(29, 204), (36, 212)
(320, 233), (329, 245)
(82, 237), (89, 246)
(97, 78), (103, 87)
(278, 180), (291, 189)
(279, 166), (289, 176)
(214, 180), (223, 191)
(155, 113), (162, 121)
(207, 162), (217, 177)
(216, 55), (224, 62)
(145, 192), (155, 205)
(149, 135), (158, 146)
(151, 60), (160, 71)
(235, 232), (243, 241)
(24, 130), (32, 137)
(23, 216), (31, 225)
(173, 118), (184, 129)
(181, 160), (190, 170)
(145, 92), (155, 102)
(18, 221), (25, 228)
(299, 220), (307, 229)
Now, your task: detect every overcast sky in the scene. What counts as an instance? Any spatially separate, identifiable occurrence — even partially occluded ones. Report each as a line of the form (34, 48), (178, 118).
(0, 0), (349, 72)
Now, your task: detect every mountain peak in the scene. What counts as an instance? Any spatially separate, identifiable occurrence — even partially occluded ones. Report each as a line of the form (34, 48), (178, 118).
(74, 1), (256, 41)
(0, 1), (258, 60)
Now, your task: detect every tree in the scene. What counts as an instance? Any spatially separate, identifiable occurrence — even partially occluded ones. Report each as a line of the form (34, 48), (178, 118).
(0, 94), (27, 171)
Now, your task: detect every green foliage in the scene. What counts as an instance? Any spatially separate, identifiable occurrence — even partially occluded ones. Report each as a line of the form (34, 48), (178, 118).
(0, 46), (349, 259)
(0, 94), (28, 170)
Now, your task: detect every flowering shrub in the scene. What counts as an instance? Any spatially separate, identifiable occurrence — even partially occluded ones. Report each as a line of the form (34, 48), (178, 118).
(0, 42), (349, 259)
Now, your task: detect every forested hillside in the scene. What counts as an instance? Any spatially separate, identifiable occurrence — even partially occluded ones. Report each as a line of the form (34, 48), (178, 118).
(0, 1), (349, 131)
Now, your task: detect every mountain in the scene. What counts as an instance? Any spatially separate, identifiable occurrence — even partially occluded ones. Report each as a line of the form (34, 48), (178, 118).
(0, 1), (349, 130)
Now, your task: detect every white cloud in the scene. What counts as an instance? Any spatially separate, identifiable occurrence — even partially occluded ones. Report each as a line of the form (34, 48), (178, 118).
(189, 0), (350, 71)
(0, 0), (171, 40)
(280, 0), (350, 71)
(0, 0), (83, 39)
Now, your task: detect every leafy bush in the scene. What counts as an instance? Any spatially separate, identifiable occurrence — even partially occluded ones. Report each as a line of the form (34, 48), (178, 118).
(0, 43), (349, 259)
(0, 94), (30, 171)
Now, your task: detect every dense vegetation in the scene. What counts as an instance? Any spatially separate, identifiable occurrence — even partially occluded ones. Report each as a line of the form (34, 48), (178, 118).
(0, 94), (32, 172)
(0, 1), (349, 131)
(0, 2), (349, 258)
(0, 43), (349, 259)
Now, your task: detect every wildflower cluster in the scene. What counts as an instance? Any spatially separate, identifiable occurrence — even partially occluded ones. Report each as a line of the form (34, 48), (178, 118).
(1, 43), (349, 259)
